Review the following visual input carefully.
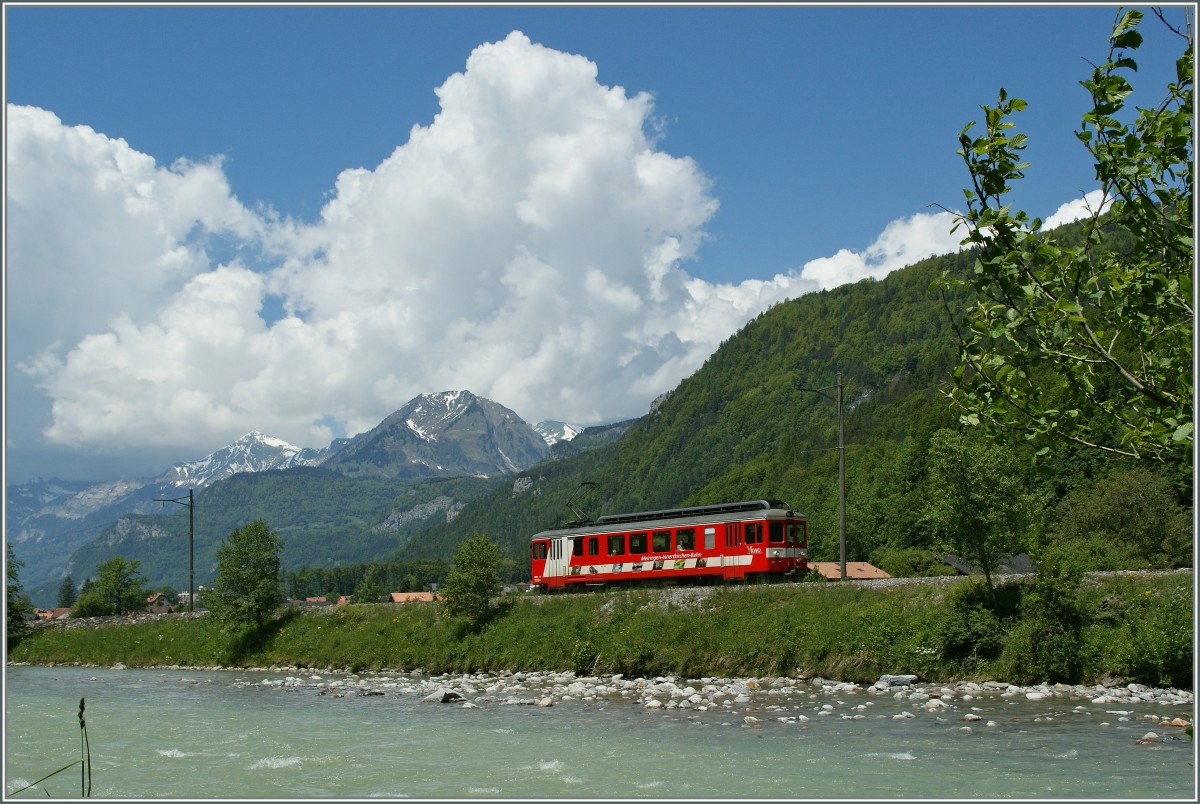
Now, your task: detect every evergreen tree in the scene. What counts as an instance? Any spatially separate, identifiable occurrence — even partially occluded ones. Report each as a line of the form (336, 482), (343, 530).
(353, 564), (388, 604)
(56, 576), (78, 609)
(6, 544), (34, 644)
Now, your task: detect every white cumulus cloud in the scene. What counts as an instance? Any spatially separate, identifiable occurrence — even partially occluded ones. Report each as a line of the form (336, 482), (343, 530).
(797, 211), (962, 291)
(5, 31), (978, 478)
(1041, 189), (1111, 230)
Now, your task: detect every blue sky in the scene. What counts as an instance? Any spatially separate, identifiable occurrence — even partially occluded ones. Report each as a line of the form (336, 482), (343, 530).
(4, 3), (1192, 483)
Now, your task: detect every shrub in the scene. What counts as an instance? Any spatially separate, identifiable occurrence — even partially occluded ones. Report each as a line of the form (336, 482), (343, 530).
(1050, 468), (1192, 570)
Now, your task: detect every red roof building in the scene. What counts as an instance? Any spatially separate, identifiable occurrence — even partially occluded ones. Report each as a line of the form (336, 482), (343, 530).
(807, 562), (892, 580)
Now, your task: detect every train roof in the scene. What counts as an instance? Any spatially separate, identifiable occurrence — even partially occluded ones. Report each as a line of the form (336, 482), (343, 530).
(595, 499), (789, 525)
(531, 499), (800, 540)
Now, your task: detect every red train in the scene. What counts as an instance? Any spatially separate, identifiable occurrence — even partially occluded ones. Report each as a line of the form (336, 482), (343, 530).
(530, 499), (807, 592)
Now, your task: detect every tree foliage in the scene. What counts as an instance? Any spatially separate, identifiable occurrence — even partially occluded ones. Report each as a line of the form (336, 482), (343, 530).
(56, 576), (78, 609)
(88, 556), (149, 615)
(1047, 467), (1192, 570)
(7, 544), (34, 644)
(942, 8), (1193, 462)
(439, 532), (504, 625)
(921, 429), (1043, 606)
(352, 564), (388, 604)
(205, 520), (285, 630)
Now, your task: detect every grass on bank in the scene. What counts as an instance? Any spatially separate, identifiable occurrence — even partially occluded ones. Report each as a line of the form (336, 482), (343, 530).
(8, 572), (1192, 689)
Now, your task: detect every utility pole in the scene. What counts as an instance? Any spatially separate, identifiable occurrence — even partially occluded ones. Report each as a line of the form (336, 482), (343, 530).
(798, 371), (847, 580)
(154, 488), (195, 612)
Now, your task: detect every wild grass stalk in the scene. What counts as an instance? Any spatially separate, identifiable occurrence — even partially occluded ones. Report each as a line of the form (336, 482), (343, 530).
(8, 697), (92, 798)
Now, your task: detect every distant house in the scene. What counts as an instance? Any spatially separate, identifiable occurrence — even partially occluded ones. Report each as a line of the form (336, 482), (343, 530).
(807, 562), (892, 580)
(305, 596), (328, 604)
(145, 593), (173, 614)
(337, 595), (353, 606)
(388, 592), (435, 605)
(35, 608), (70, 621)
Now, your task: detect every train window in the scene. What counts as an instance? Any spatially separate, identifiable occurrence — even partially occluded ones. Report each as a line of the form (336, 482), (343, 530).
(769, 522), (785, 543)
(532, 542), (548, 560)
(588, 537), (600, 556)
(705, 527), (716, 550)
(787, 523), (797, 545)
(744, 522), (762, 544)
(607, 534), (625, 556)
(652, 530), (671, 552)
(572, 538), (584, 557)
(676, 528), (695, 550)
(629, 532), (647, 553)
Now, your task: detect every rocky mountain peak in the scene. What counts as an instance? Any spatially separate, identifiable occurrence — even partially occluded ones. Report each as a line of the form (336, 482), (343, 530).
(157, 431), (325, 490)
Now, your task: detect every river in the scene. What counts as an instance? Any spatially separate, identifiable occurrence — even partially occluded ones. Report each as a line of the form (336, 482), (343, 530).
(4, 665), (1195, 799)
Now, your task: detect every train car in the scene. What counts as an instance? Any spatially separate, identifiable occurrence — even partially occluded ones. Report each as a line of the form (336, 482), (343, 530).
(529, 499), (807, 592)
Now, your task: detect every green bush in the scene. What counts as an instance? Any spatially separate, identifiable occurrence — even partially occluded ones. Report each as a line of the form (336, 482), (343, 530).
(1049, 469), (1192, 570)
(871, 546), (949, 578)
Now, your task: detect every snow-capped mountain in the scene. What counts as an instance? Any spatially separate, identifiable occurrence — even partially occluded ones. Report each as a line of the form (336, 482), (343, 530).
(534, 420), (584, 446)
(322, 390), (550, 478)
(157, 431), (328, 490)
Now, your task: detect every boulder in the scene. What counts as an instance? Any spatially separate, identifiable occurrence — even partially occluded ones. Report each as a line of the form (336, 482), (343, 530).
(877, 674), (917, 687)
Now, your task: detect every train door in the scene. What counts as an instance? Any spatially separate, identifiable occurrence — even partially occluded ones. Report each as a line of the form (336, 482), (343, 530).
(544, 536), (570, 584)
(723, 521), (748, 580)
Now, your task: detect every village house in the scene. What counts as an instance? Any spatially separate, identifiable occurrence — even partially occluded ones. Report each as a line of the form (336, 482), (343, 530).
(145, 593), (173, 614)
(807, 561), (892, 580)
(388, 592), (435, 605)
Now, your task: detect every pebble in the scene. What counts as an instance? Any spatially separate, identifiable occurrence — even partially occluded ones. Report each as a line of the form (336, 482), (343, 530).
(150, 665), (1194, 733)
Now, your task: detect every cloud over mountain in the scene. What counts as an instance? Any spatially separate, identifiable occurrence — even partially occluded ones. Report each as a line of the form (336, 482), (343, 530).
(7, 30), (963, 480)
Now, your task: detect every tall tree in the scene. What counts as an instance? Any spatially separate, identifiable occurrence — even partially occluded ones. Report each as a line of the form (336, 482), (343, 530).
(439, 532), (503, 625)
(91, 556), (149, 615)
(353, 564), (388, 604)
(205, 519), (284, 629)
(941, 8), (1193, 462)
(56, 576), (78, 609)
(7, 544), (34, 643)
(921, 429), (1043, 606)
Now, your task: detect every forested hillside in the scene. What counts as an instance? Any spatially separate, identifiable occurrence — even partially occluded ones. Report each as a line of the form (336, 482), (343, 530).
(65, 470), (495, 592)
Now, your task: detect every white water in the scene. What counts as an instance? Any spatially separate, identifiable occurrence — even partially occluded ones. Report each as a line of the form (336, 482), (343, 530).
(4, 666), (1195, 799)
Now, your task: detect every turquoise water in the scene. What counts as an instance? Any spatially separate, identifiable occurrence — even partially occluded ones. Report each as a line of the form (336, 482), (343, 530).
(4, 666), (1195, 799)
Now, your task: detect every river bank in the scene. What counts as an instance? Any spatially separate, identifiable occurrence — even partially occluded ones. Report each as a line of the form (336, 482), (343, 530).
(10, 659), (1192, 720)
(9, 570), (1193, 690)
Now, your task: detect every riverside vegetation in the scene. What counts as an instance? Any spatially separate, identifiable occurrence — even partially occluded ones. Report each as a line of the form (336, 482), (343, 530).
(10, 569), (1192, 692)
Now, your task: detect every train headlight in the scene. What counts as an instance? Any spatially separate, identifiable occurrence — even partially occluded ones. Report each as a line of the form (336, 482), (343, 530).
(771, 549), (782, 558)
